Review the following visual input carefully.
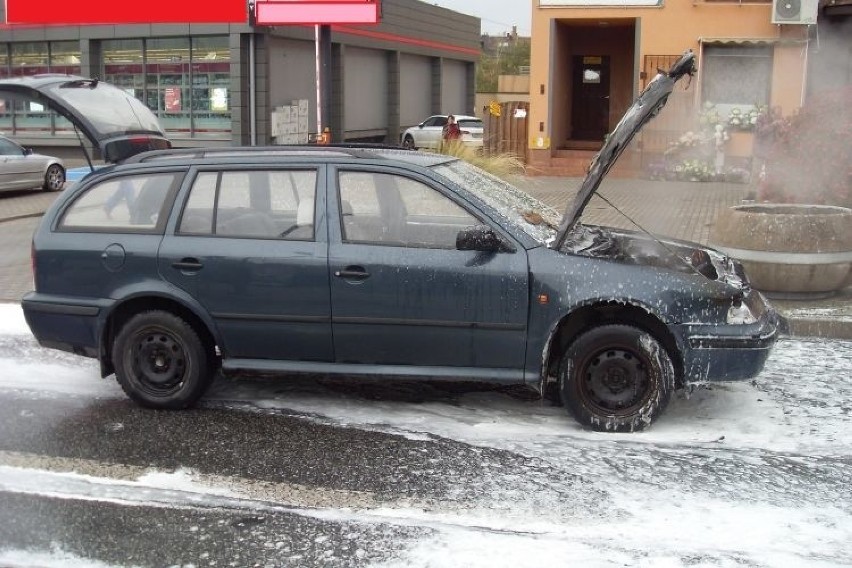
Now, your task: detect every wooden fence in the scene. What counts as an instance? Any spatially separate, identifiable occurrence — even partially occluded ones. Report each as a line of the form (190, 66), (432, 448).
(482, 101), (529, 161)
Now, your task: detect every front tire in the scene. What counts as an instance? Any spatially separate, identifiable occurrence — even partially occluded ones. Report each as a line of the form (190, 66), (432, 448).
(112, 310), (212, 409)
(559, 324), (674, 432)
(43, 164), (65, 191)
(402, 135), (416, 150)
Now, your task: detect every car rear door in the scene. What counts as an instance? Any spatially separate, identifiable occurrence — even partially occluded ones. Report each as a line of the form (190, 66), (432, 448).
(158, 165), (333, 362)
(327, 165), (529, 375)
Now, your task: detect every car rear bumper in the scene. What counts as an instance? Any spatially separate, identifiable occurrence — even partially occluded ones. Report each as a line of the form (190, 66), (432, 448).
(21, 293), (106, 359)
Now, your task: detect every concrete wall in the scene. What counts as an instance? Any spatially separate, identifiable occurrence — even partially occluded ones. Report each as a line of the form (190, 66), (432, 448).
(441, 59), (470, 116)
(343, 46), (388, 134)
(400, 54), (433, 128)
(267, 37), (319, 139)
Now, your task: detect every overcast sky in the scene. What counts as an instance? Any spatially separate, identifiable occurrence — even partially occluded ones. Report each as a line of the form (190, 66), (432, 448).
(422, 0), (532, 36)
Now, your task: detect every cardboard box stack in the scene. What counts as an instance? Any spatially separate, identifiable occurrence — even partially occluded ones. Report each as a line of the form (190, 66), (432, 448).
(271, 99), (310, 144)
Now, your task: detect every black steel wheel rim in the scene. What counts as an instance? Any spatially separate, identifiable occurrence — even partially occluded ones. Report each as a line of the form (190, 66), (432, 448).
(128, 326), (188, 396)
(578, 346), (652, 415)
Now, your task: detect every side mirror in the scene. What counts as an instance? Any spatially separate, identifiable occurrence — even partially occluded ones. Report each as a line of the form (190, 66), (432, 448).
(23, 147), (33, 156)
(456, 225), (508, 253)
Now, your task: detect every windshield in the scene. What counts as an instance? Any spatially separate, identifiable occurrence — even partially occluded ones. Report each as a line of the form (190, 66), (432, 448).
(46, 80), (163, 138)
(433, 160), (559, 245)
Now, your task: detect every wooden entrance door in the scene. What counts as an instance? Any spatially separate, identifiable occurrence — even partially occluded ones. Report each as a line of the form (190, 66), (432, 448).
(571, 55), (611, 141)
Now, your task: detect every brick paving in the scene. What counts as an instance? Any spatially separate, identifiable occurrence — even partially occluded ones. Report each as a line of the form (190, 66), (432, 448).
(517, 176), (746, 246)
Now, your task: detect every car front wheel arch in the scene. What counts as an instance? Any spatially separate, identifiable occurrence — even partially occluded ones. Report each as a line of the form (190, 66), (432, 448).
(101, 296), (218, 377)
(543, 302), (683, 388)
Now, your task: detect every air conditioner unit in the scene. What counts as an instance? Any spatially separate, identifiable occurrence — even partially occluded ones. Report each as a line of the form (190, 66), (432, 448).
(771, 0), (819, 25)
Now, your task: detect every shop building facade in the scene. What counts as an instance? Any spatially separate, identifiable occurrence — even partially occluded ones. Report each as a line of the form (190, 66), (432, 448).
(0, 0), (479, 156)
(527, 0), (817, 175)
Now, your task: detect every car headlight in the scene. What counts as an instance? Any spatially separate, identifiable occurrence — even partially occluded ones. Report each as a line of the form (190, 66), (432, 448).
(727, 301), (757, 325)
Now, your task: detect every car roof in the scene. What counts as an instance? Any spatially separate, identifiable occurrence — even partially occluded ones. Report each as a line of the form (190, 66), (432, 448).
(429, 114), (480, 121)
(121, 144), (459, 169)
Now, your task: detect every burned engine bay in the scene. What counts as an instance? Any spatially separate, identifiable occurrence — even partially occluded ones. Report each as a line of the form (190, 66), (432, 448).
(559, 224), (748, 288)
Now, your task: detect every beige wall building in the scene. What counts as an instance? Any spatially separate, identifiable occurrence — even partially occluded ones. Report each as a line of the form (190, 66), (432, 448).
(528, 0), (813, 175)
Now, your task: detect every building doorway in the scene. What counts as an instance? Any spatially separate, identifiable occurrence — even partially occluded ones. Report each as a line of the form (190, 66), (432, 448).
(571, 55), (610, 141)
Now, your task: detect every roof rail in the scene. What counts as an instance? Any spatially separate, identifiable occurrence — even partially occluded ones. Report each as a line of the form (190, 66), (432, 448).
(125, 143), (412, 164)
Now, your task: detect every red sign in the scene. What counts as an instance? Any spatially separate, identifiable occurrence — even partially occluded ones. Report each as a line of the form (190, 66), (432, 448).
(254, 0), (380, 25)
(5, 0), (246, 24)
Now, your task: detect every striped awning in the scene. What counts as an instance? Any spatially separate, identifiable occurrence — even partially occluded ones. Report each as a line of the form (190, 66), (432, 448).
(699, 37), (781, 45)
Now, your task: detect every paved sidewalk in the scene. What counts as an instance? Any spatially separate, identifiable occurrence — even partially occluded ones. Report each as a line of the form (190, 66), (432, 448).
(1, 175), (850, 339)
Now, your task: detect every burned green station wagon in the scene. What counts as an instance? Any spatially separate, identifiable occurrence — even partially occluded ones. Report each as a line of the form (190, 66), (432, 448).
(9, 52), (782, 432)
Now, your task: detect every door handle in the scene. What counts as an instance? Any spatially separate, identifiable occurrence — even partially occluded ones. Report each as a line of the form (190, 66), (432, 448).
(334, 266), (370, 280)
(172, 258), (203, 271)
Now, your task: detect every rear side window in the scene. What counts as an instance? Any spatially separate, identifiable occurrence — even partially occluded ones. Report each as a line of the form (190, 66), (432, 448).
(457, 119), (483, 129)
(178, 169), (317, 240)
(59, 172), (181, 233)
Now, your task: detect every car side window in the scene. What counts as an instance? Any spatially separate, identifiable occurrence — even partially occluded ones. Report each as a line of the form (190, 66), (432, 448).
(338, 171), (477, 249)
(60, 173), (180, 232)
(178, 169), (317, 240)
(423, 116), (447, 128)
(0, 138), (22, 156)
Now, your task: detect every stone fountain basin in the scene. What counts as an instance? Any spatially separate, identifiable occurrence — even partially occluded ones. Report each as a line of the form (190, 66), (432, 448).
(710, 204), (852, 296)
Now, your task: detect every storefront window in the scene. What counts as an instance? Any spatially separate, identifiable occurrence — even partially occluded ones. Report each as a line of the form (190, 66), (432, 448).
(190, 36), (231, 139)
(2, 42), (82, 136)
(50, 41), (82, 136)
(12, 43), (51, 134)
(102, 36), (230, 140)
(0, 45), (10, 132)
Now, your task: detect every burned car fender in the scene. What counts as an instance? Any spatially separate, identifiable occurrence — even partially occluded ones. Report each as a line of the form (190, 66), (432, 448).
(531, 293), (688, 389)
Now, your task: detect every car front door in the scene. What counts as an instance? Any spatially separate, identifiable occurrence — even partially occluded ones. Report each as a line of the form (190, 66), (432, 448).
(418, 116), (448, 149)
(159, 165), (333, 362)
(0, 138), (39, 191)
(328, 166), (529, 376)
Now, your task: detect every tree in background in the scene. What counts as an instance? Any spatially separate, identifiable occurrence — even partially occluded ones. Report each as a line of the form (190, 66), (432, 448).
(476, 35), (530, 93)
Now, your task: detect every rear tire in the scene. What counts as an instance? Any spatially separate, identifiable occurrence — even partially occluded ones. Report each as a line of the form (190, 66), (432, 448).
(112, 310), (212, 409)
(43, 164), (65, 191)
(559, 324), (674, 432)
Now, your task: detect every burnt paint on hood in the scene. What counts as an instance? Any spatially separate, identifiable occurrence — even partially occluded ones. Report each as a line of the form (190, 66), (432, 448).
(551, 51), (696, 250)
(0, 74), (170, 163)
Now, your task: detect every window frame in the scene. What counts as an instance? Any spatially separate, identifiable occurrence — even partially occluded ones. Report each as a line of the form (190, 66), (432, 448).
(175, 165), (321, 242)
(700, 44), (774, 112)
(334, 166), (498, 251)
(56, 169), (186, 235)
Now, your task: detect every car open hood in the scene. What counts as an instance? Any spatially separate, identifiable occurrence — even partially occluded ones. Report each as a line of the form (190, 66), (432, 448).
(551, 51), (696, 250)
(0, 74), (170, 163)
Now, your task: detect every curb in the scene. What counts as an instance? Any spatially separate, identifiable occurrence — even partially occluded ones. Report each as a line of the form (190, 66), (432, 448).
(0, 212), (44, 224)
(783, 318), (852, 341)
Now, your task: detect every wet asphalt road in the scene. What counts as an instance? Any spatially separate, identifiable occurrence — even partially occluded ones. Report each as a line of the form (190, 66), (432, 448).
(1, 328), (851, 566)
(0, 377), (594, 567)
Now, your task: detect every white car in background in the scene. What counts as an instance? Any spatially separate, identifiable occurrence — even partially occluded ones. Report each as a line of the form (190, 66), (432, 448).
(401, 114), (484, 150)
(0, 135), (65, 192)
